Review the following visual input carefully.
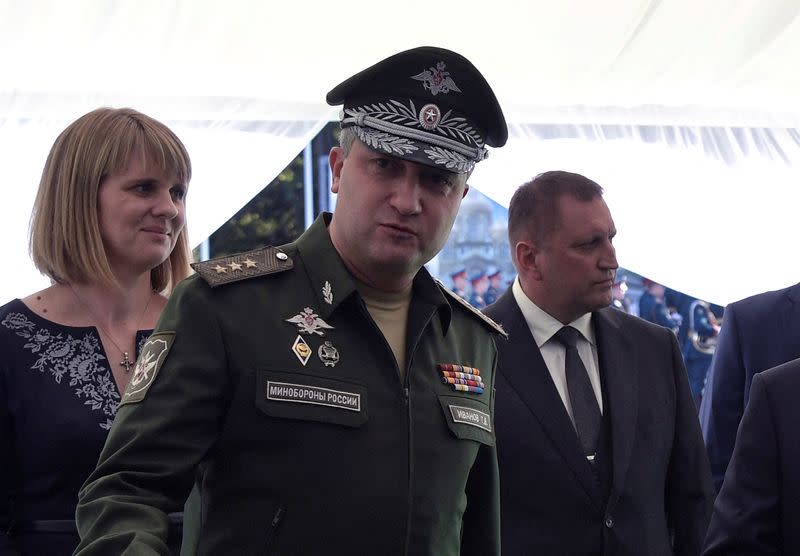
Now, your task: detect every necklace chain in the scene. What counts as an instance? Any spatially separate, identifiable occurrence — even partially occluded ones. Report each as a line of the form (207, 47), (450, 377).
(69, 284), (154, 373)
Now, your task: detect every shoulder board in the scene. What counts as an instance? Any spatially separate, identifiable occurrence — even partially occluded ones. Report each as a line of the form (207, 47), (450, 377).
(437, 280), (507, 337)
(191, 246), (293, 287)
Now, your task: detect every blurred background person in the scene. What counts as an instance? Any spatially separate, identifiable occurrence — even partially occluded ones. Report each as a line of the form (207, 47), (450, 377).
(450, 267), (469, 300)
(611, 276), (631, 313)
(638, 277), (682, 333)
(469, 271), (490, 309)
(484, 267), (504, 306)
(682, 298), (720, 409)
(0, 107), (191, 554)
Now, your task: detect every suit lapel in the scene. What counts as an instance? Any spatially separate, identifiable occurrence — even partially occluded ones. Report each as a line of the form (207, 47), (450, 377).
(492, 290), (601, 508)
(593, 308), (638, 497)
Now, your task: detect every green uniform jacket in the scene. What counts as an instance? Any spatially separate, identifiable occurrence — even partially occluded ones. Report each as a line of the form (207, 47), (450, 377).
(75, 214), (502, 556)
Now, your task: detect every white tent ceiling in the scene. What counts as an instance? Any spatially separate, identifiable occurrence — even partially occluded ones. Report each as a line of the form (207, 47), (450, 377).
(2, 0), (799, 305)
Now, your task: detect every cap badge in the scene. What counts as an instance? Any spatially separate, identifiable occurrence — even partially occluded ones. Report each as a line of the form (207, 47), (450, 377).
(292, 335), (312, 366)
(318, 341), (340, 367)
(411, 61), (462, 96)
(322, 281), (333, 304)
(286, 307), (334, 336)
(418, 103), (442, 130)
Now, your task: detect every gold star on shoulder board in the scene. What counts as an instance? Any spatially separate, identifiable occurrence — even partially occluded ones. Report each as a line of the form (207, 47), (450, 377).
(213, 264), (228, 274)
(229, 262), (243, 271)
(243, 258), (257, 268)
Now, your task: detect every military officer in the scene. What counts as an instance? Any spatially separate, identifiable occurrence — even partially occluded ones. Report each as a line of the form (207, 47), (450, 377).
(450, 267), (469, 299)
(75, 46), (508, 555)
(469, 271), (489, 309)
(484, 267), (503, 306)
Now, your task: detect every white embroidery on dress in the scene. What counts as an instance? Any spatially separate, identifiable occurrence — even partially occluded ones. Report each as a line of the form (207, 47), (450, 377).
(1, 312), (143, 430)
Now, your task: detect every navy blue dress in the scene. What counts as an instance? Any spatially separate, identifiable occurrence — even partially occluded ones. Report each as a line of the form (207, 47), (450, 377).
(0, 299), (150, 554)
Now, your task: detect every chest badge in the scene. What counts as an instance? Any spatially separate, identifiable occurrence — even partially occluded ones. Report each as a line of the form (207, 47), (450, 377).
(318, 341), (340, 367)
(292, 335), (312, 366)
(286, 307), (334, 336)
(438, 363), (485, 394)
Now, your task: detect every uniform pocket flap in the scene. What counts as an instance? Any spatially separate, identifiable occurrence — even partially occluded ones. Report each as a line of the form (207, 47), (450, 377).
(256, 370), (368, 428)
(438, 394), (495, 446)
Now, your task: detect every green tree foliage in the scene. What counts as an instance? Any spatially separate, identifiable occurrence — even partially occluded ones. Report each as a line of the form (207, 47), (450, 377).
(208, 151), (306, 258)
(196, 122), (339, 261)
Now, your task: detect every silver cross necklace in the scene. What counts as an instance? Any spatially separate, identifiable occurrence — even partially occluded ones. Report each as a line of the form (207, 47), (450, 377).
(69, 284), (154, 373)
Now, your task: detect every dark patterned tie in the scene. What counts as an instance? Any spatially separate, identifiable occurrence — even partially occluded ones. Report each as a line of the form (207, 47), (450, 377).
(553, 326), (602, 460)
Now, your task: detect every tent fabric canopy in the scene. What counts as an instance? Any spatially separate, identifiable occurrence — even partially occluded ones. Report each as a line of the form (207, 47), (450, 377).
(2, 0), (799, 305)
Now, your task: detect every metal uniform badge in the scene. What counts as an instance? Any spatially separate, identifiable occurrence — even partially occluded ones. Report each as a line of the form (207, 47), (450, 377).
(120, 332), (175, 405)
(318, 341), (340, 367)
(286, 307), (334, 336)
(292, 335), (312, 366)
(322, 281), (333, 304)
(410, 61), (462, 96)
(418, 103), (441, 130)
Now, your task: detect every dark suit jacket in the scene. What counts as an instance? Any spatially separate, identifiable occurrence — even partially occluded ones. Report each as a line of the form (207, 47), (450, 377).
(703, 359), (800, 555)
(485, 289), (713, 556)
(699, 282), (800, 491)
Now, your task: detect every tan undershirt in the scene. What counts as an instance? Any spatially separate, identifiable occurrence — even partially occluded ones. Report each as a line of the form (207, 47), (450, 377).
(357, 281), (412, 380)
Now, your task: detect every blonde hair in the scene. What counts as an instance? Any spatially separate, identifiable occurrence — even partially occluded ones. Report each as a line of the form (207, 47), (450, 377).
(29, 107), (192, 293)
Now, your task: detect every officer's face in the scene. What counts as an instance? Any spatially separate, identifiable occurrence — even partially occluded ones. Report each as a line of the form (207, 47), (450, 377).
(524, 195), (618, 323)
(328, 140), (468, 289)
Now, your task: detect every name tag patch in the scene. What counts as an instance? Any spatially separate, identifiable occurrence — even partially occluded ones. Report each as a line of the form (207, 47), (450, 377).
(449, 405), (492, 432)
(267, 381), (361, 412)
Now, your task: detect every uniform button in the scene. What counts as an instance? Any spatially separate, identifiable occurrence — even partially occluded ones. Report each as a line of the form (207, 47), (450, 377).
(604, 516), (614, 528)
(276, 252), (288, 261)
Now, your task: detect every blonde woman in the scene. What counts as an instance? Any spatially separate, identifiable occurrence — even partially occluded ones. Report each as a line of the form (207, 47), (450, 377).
(0, 107), (191, 554)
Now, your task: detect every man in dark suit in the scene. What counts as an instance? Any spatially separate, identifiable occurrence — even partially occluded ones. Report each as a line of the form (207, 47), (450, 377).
(699, 283), (800, 491)
(703, 358), (800, 555)
(638, 278), (682, 333)
(485, 171), (714, 555)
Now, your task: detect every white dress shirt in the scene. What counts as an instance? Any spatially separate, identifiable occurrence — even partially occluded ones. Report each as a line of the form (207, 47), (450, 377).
(511, 277), (604, 424)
